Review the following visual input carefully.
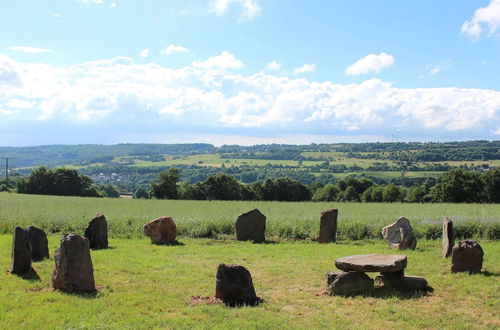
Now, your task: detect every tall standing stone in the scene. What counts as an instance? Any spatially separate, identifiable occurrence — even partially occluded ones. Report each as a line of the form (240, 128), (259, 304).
(26, 226), (49, 261)
(215, 263), (261, 306)
(381, 216), (417, 250)
(442, 217), (454, 258)
(318, 209), (338, 243)
(84, 214), (108, 249)
(143, 216), (177, 244)
(451, 240), (483, 274)
(235, 209), (266, 243)
(10, 227), (32, 275)
(52, 233), (96, 293)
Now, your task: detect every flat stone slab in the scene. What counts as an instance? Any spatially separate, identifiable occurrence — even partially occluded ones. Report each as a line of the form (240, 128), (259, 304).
(335, 254), (407, 272)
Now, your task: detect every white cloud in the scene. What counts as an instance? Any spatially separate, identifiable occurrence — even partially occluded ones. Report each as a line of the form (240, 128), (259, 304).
(429, 61), (451, 76)
(10, 46), (54, 54)
(0, 54), (498, 142)
(292, 63), (316, 75)
(140, 49), (149, 58)
(160, 44), (189, 55)
(462, 0), (500, 38)
(74, 0), (103, 4)
(210, 0), (261, 21)
(192, 51), (244, 70)
(345, 52), (394, 76)
(109, 2), (117, 8)
(267, 61), (281, 71)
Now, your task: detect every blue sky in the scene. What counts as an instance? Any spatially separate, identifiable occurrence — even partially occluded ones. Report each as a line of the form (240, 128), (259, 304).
(0, 0), (499, 146)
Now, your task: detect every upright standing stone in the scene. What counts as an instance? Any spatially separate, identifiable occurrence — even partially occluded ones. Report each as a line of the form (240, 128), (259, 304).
(84, 214), (108, 249)
(442, 217), (454, 258)
(10, 227), (32, 275)
(451, 240), (483, 274)
(215, 263), (261, 306)
(26, 226), (49, 261)
(52, 233), (96, 292)
(381, 216), (417, 250)
(143, 216), (177, 244)
(319, 209), (338, 243)
(235, 209), (266, 243)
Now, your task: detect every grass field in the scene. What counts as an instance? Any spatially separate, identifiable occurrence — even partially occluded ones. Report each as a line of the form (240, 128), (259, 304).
(0, 236), (498, 329)
(0, 193), (498, 240)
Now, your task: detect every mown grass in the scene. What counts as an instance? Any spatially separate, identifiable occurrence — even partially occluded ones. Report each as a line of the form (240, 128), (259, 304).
(0, 192), (498, 240)
(0, 236), (498, 329)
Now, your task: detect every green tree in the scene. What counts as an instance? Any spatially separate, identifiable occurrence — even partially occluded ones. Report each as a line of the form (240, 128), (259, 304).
(203, 174), (243, 200)
(312, 184), (340, 202)
(133, 187), (150, 199)
(482, 168), (500, 203)
(150, 168), (180, 199)
(431, 169), (484, 203)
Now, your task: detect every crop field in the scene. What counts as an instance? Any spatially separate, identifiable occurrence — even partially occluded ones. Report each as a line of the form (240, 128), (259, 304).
(0, 193), (498, 240)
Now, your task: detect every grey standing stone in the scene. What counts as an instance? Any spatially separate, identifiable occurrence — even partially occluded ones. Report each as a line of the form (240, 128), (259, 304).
(84, 214), (108, 249)
(235, 209), (266, 243)
(451, 240), (483, 274)
(442, 217), (454, 258)
(26, 226), (49, 261)
(326, 271), (374, 296)
(215, 263), (261, 306)
(381, 216), (417, 250)
(52, 233), (96, 292)
(318, 209), (338, 243)
(10, 227), (32, 275)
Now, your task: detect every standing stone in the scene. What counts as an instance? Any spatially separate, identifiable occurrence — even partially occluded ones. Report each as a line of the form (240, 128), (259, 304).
(442, 217), (454, 258)
(143, 216), (177, 244)
(381, 216), (417, 250)
(235, 209), (266, 243)
(215, 263), (261, 306)
(52, 233), (96, 292)
(326, 271), (374, 296)
(26, 226), (49, 261)
(10, 227), (32, 275)
(84, 214), (108, 249)
(451, 240), (484, 274)
(318, 209), (338, 243)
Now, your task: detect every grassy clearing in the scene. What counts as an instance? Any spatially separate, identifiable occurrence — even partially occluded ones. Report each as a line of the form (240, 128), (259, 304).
(0, 236), (498, 329)
(0, 193), (498, 240)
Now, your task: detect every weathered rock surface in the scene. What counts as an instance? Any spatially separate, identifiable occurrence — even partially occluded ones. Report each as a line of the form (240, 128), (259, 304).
(52, 233), (96, 292)
(10, 227), (32, 275)
(375, 274), (429, 291)
(318, 209), (338, 243)
(442, 217), (454, 258)
(215, 263), (261, 306)
(381, 216), (417, 250)
(451, 240), (483, 274)
(335, 254), (407, 273)
(143, 216), (177, 244)
(84, 214), (108, 249)
(26, 226), (49, 261)
(235, 209), (266, 243)
(326, 271), (374, 296)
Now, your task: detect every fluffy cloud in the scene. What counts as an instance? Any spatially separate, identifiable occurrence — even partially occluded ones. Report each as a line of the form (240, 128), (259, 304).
(267, 61), (281, 71)
(345, 52), (394, 76)
(429, 61), (452, 76)
(160, 44), (189, 55)
(192, 51), (244, 70)
(292, 63), (316, 75)
(462, 0), (500, 38)
(210, 0), (261, 21)
(10, 46), (53, 54)
(139, 49), (149, 58)
(74, 0), (104, 4)
(0, 54), (499, 143)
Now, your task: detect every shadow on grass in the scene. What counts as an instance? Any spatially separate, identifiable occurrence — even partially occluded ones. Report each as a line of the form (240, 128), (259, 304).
(57, 289), (102, 299)
(91, 246), (117, 251)
(11, 268), (41, 282)
(152, 240), (185, 246)
(480, 271), (499, 277)
(330, 286), (434, 300)
(256, 240), (279, 245)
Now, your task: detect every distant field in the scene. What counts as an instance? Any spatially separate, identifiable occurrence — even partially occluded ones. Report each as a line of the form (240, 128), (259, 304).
(1, 193), (498, 240)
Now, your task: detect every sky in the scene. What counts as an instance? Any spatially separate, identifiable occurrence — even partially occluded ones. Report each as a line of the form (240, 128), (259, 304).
(0, 0), (499, 146)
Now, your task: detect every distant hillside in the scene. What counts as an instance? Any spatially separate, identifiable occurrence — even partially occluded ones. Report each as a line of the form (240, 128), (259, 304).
(0, 143), (216, 168)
